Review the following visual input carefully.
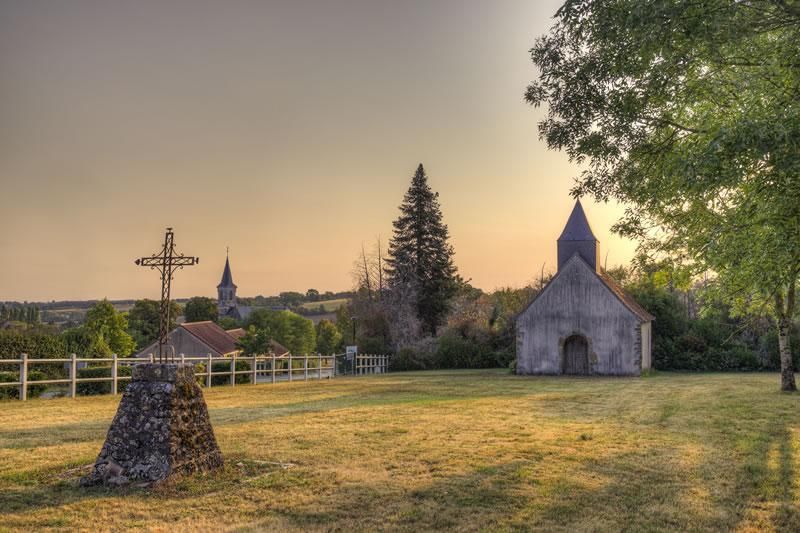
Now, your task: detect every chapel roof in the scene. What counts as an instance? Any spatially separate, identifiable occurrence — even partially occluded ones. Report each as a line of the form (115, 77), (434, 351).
(597, 267), (656, 322)
(558, 199), (598, 242)
(520, 254), (655, 323)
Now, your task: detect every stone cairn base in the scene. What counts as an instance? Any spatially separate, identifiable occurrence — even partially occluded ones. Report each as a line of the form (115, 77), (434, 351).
(81, 363), (223, 487)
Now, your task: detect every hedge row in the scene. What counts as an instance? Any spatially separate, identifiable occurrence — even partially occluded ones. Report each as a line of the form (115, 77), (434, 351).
(0, 371), (48, 400)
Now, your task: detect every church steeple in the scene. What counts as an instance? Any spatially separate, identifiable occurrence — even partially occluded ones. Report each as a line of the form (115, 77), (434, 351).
(557, 199), (599, 272)
(217, 249), (237, 310)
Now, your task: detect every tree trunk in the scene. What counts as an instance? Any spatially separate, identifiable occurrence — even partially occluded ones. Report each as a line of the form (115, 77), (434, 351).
(778, 319), (796, 392)
(776, 288), (797, 392)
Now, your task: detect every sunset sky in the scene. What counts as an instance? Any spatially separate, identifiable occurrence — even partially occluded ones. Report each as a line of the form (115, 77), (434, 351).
(0, 0), (635, 302)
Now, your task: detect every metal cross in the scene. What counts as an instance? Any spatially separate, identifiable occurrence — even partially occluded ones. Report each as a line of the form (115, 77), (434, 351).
(135, 228), (199, 363)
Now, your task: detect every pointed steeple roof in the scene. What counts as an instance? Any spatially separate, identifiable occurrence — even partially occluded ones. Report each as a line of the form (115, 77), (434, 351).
(217, 252), (236, 289)
(558, 199), (597, 241)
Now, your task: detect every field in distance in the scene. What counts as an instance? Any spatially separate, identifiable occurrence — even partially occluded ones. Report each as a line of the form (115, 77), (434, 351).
(299, 298), (349, 313)
(1, 370), (798, 531)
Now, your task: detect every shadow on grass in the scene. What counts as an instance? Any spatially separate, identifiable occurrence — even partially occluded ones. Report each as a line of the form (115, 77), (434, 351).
(0, 455), (282, 517)
(0, 419), (111, 449)
(240, 425), (799, 531)
(729, 424), (798, 530)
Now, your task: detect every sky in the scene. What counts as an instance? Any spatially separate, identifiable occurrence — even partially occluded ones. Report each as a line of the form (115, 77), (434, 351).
(0, 0), (635, 302)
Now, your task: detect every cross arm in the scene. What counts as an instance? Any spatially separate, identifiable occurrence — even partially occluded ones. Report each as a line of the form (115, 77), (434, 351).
(135, 256), (199, 267)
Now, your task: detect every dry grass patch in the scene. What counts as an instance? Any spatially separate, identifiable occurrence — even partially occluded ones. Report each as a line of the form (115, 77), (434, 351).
(0, 370), (798, 531)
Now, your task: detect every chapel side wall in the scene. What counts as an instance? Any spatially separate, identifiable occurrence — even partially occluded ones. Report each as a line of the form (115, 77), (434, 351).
(516, 259), (642, 375)
(640, 321), (652, 370)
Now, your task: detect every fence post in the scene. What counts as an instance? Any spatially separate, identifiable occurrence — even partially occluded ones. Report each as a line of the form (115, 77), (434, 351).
(149, 353), (154, 363)
(231, 353), (237, 387)
(206, 353), (212, 389)
(318, 354), (322, 380)
(111, 354), (118, 395)
(70, 353), (77, 399)
(252, 355), (258, 385)
(304, 354), (308, 381)
(19, 353), (27, 401)
(180, 353), (185, 366)
(272, 353), (276, 384)
(288, 354), (293, 382)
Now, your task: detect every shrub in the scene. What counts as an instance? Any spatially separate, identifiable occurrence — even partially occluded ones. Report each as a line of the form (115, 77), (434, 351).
(0, 370), (48, 400)
(493, 348), (515, 368)
(435, 334), (496, 369)
(358, 336), (389, 355)
(76, 365), (133, 396)
(193, 363), (208, 386)
(390, 348), (427, 371)
(211, 359), (251, 386)
(763, 327), (800, 371)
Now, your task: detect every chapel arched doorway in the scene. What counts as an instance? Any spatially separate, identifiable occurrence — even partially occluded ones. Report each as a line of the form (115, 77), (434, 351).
(563, 334), (589, 375)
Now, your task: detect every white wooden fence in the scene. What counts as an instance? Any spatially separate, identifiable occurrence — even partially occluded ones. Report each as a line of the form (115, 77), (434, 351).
(0, 352), (390, 401)
(353, 354), (391, 375)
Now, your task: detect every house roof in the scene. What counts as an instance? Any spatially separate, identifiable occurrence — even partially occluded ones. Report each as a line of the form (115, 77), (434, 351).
(225, 328), (291, 356)
(217, 255), (236, 289)
(558, 199), (598, 242)
(181, 321), (239, 355)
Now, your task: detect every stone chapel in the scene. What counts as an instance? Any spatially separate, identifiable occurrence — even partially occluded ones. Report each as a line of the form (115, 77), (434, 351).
(516, 200), (654, 375)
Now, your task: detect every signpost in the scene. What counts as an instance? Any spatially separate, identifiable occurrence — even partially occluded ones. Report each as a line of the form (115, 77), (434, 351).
(346, 345), (358, 375)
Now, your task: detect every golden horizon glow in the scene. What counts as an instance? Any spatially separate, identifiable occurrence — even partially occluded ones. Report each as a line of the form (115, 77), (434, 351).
(0, 0), (636, 302)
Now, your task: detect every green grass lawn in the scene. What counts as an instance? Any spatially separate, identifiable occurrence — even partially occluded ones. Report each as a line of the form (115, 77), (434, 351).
(299, 298), (349, 312)
(1, 370), (798, 531)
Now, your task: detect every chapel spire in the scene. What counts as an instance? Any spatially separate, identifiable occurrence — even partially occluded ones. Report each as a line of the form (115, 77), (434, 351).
(557, 199), (599, 271)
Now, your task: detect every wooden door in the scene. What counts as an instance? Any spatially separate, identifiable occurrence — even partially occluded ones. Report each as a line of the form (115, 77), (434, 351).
(563, 335), (589, 375)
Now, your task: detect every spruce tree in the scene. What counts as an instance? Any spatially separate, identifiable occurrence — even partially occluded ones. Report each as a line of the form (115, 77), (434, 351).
(385, 164), (457, 336)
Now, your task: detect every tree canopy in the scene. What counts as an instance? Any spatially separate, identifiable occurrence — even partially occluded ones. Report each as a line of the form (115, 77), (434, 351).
(126, 299), (182, 349)
(315, 319), (343, 355)
(385, 164), (458, 336)
(527, 0), (800, 390)
(64, 299), (135, 357)
(244, 309), (316, 355)
(184, 296), (218, 323)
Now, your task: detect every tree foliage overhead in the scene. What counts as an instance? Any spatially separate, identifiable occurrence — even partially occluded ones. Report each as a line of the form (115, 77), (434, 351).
(527, 0), (800, 390)
(385, 164), (458, 336)
(244, 309), (316, 355)
(315, 319), (343, 355)
(184, 296), (219, 323)
(126, 299), (182, 349)
(64, 299), (135, 357)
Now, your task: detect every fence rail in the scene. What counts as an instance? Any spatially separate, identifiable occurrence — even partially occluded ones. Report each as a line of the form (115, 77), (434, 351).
(0, 352), (390, 401)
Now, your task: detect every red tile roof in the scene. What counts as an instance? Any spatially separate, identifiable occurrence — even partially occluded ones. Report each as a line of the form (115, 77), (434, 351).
(181, 321), (239, 355)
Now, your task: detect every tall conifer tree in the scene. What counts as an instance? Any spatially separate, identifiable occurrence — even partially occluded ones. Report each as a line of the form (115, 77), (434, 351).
(385, 164), (457, 335)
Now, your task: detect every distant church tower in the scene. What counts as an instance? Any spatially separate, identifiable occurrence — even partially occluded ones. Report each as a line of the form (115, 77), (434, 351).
(557, 199), (599, 272)
(217, 250), (237, 313)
